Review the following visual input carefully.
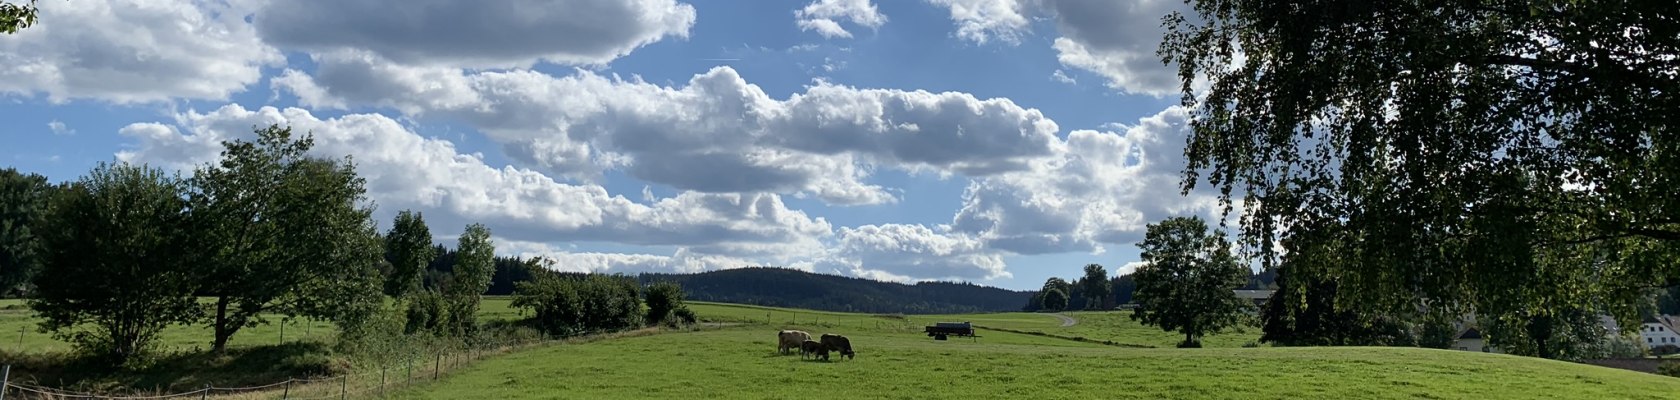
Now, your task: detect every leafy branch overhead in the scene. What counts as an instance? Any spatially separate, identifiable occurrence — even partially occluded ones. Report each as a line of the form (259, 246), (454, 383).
(1164, 0), (1678, 358)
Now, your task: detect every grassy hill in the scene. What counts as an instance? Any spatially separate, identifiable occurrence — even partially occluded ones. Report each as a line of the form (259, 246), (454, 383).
(387, 302), (1680, 400)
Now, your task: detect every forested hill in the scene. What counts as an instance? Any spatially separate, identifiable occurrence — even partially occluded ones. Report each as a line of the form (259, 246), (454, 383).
(637, 267), (1034, 314)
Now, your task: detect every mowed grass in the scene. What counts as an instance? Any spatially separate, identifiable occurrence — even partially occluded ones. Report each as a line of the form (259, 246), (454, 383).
(392, 323), (1680, 400)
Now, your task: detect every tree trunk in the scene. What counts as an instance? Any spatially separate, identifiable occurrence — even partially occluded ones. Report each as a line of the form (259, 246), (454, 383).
(212, 296), (231, 354)
(1528, 314), (1555, 359)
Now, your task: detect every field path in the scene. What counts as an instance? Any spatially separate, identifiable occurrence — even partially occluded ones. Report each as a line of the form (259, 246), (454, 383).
(1049, 313), (1077, 327)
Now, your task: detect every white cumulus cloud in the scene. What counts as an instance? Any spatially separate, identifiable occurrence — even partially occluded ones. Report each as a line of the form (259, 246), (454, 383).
(923, 0), (1034, 45)
(795, 0), (888, 39)
(0, 0), (282, 103)
(273, 63), (1064, 206)
(116, 105), (834, 262)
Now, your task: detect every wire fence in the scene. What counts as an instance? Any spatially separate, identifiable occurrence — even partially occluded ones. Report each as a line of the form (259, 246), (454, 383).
(0, 336), (547, 400)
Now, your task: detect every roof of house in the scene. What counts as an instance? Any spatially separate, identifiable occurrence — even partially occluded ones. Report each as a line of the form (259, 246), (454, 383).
(1232, 290), (1274, 299)
(1457, 328), (1483, 340)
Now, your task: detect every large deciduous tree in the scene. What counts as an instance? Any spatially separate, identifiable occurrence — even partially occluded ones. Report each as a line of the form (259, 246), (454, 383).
(384, 210), (435, 298)
(30, 163), (199, 364)
(1162, 0), (1678, 357)
(191, 125), (384, 353)
(1132, 217), (1250, 348)
(1080, 264), (1111, 310)
(0, 168), (51, 295)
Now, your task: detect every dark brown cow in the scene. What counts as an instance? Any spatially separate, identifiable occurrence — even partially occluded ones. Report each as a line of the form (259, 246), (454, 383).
(800, 339), (829, 361)
(820, 333), (855, 360)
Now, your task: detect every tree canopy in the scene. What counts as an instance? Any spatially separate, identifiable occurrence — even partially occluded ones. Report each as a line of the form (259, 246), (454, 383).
(30, 163), (199, 364)
(0, 168), (51, 295)
(1132, 217), (1250, 348)
(1162, 0), (1679, 355)
(190, 125), (384, 353)
(384, 210), (435, 298)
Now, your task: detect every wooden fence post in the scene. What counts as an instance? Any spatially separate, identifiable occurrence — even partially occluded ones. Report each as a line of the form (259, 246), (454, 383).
(200, 384), (209, 400)
(434, 353), (442, 380)
(340, 375), (348, 400)
(2, 364), (11, 400)
(282, 379), (292, 400)
(380, 367), (388, 397)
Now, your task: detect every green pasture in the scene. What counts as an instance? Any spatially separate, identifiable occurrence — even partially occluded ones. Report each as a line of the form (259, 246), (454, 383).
(392, 324), (1680, 400)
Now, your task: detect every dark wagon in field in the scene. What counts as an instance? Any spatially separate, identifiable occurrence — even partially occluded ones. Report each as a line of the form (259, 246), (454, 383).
(924, 321), (975, 340)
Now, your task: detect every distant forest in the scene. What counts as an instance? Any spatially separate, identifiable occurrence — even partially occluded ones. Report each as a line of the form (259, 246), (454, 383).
(639, 267), (1035, 314)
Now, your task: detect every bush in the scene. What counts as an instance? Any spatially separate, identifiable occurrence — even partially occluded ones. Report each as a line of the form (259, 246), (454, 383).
(1653, 344), (1680, 356)
(673, 307), (698, 326)
(644, 281), (686, 327)
(1242, 341), (1260, 348)
(1660, 361), (1680, 378)
(512, 273), (643, 336)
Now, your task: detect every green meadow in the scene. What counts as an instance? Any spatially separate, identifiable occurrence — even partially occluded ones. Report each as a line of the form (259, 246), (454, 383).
(4, 299), (1679, 399)
(388, 302), (1679, 400)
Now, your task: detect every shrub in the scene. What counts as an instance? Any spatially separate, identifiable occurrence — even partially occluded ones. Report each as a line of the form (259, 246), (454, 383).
(644, 281), (686, 327)
(1242, 341), (1260, 348)
(1660, 361), (1680, 378)
(513, 273), (643, 336)
(673, 307), (698, 326)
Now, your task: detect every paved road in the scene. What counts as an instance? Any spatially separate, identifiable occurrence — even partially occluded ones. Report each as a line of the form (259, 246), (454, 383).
(1049, 313), (1077, 327)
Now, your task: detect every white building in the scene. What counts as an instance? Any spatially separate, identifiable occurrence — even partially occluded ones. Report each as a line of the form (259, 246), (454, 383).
(1639, 316), (1680, 352)
(1452, 328), (1502, 354)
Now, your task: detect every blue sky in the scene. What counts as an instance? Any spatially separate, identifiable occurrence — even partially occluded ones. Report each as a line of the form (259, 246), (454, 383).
(0, 0), (1226, 290)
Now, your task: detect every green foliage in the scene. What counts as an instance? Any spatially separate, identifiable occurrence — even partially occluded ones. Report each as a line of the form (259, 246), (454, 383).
(29, 162), (199, 364)
(0, 0), (38, 34)
(404, 290), (449, 336)
(1661, 361), (1680, 378)
(0, 168), (51, 296)
(512, 273), (642, 337)
(384, 210), (436, 298)
(1261, 265), (1419, 347)
(1040, 288), (1068, 312)
(190, 124), (385, 353)
(1132, 217), (1249, 348)
(446, 223), (495, 335)
(644, 281), (686, 326)
(1417, 316), (1458, 350)
(1079, 264), (1109, 309)
(672, 307), (697, 325)
(1480, 308), (1608, 362)
(1163, 0), (1679, 360)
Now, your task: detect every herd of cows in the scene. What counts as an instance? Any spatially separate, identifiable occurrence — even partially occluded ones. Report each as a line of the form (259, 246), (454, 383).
(777, 330), (856, 361)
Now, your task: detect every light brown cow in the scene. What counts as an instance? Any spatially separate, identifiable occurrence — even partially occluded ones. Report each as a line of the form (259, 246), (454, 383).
(820, 333), (855, 360)
(800, 339), (829, 361)
(777, 330), (812, 355)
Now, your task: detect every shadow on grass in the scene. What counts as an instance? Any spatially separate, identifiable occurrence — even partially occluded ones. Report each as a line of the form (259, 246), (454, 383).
(0, 341), (349, 394)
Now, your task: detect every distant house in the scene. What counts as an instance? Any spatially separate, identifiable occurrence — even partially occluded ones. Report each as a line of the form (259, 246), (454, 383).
(1232, 289), (1274, 309)
(1452, 328), (1502, 354)
(1639, 316), (1680, 352)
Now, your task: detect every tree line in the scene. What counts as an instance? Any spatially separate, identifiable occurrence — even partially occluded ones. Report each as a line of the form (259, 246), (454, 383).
(0, 125), (691, 366)
(639, 267), (1033, 314)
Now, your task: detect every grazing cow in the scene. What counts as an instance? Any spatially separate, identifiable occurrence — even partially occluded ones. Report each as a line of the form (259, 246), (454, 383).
(820, 334), (855, 360)
(800, 339), (830, 361)
(777, 330), (812, 355)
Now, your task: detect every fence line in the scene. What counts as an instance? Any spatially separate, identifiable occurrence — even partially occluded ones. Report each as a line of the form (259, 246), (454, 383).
(0, 338), (528, 400)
